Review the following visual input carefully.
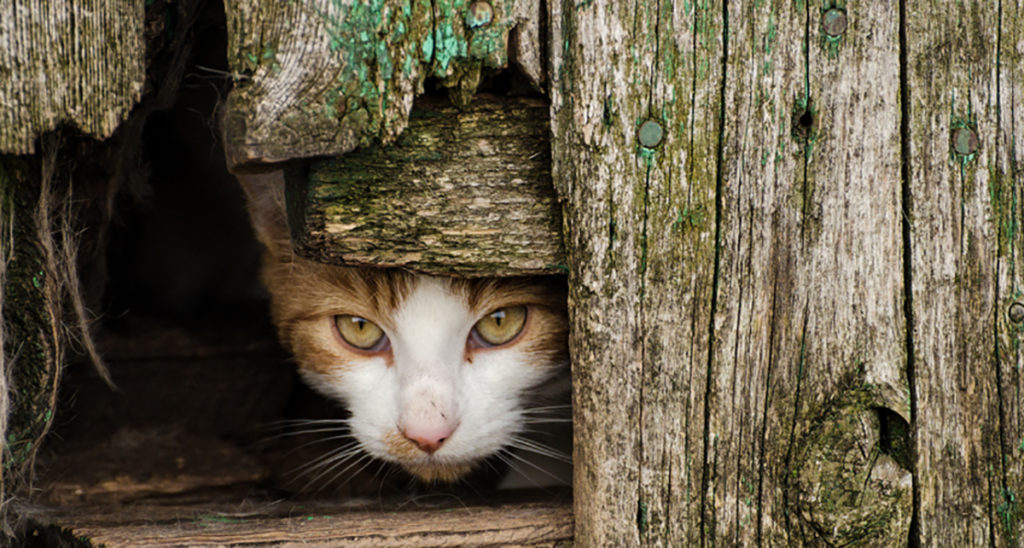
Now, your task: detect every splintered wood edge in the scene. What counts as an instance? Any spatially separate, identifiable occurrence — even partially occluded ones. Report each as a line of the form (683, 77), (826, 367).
(53, 501), (573, 546)
(287, 97), (566, 277)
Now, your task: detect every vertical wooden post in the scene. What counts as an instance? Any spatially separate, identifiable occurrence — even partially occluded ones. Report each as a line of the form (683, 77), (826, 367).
(549, 0), (722, 544)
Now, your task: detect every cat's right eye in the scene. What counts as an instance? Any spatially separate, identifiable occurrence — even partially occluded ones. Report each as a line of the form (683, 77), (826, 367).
(471, 305), (527, 347)
(334, 315), (389, 352)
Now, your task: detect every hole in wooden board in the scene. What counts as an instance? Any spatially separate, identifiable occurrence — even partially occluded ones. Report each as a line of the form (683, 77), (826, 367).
(20, 2), (570, 544)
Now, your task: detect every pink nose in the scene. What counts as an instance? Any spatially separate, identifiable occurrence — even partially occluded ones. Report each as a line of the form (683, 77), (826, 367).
(403, 424), (457, 455)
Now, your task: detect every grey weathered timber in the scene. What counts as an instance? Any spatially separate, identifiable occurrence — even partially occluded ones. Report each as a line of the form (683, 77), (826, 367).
(907, 1), (1024, 545)
(287, 96), (564, 276)
(221, 0), (542, 168)
(0, 1), (145, 154)
(712, 1), (911, 545)
(549, 0), (720, 544)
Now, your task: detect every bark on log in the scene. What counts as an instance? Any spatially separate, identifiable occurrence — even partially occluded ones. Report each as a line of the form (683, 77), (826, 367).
(288, 96), (564, 276)
(0, 1), (145, 154)
(222, 0), (543, 168)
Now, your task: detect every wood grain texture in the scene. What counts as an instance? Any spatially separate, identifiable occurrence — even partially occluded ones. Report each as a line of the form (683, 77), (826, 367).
(222, 0), (539, 168)
(43, 499), (571, 546)
(906, 1), (1023, 544)
(548, 0), (720, 544)
(711, 1), (911, 545)
(289, 96), (564, 276)
(0, 0), (145, 154)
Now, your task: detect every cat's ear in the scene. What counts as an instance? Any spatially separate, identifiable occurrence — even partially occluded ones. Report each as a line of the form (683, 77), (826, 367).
(235, 170), (291, 255)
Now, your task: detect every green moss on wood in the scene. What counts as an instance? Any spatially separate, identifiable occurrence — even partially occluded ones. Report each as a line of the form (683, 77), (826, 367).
(787, 371), (913, 546)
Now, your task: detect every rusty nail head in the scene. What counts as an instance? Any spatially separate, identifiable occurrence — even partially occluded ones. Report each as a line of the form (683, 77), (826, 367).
(953, 127), (979, 156)
(638, 120), (664, 148)
(467, 1), (494, 28)
(822, 8), (848, 37)
(1010, 302), (1024, 323)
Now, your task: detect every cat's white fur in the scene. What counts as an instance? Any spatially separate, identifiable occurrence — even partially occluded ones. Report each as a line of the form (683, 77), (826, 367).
(301, 276), (564, 482)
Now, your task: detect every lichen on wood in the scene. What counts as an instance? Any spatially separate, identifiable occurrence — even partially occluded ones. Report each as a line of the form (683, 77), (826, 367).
(288, 96), (564, 276)
(222, 0), (540, 168)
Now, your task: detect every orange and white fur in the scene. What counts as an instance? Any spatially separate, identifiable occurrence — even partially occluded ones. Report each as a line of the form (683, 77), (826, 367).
(239, 172), (570, 487)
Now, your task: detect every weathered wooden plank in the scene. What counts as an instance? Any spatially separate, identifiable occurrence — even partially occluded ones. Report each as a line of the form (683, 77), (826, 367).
(222, 0), (538, 168)
(288, 96), (564, 276)
(0, 1), (145, 154)
(905, 1), (1014, 544)
(41, 499), (571, 546)
(548, 0), (720, 544)
(712, 1), (910, 545)
(710, 1), (808, 543)
(992, 0), (1024, 543)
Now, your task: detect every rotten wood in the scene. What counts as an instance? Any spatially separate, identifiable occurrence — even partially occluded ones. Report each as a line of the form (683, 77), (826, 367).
(0, 1), (145, 154)
(288, 96), (564, 276)
(221, 0), (543, 168)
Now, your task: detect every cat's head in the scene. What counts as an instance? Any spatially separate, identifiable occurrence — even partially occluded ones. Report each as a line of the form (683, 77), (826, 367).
(238, 172), (569, 482)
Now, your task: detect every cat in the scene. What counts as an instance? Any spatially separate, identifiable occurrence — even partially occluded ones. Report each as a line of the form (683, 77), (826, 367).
(238, 171), (571, 487)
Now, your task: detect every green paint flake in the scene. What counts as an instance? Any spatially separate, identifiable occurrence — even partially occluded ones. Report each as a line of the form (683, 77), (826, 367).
(638, 145), (657, 167)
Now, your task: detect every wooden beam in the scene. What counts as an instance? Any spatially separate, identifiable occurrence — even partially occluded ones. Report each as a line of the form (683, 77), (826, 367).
(287, 96), (564, 277)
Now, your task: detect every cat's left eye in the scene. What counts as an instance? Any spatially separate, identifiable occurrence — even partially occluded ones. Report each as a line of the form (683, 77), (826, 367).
(334, 315), (389, 352)
(471, 305), (527, 347)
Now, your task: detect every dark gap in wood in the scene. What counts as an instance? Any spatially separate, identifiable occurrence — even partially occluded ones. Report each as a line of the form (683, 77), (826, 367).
(897, 0), (920, 544)
(874, 406), (912, 471)
(702, 0), (730, 545)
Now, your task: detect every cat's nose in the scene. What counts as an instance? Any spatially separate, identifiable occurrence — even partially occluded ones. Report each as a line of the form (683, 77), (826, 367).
(403, 423), (457, 455)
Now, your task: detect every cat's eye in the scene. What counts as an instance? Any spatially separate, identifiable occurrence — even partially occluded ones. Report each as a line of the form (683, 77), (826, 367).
(472, 306), (527, 347)
(334, 315), (388, 351)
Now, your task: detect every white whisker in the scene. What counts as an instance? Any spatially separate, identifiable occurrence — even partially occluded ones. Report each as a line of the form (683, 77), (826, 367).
(289, 442), (362, 480)
(300, 451), (375, 492)
(507, 437), (572, 463)
(498, 447), (566, 485)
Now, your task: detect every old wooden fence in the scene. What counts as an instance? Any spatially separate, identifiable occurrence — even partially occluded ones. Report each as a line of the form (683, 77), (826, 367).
(2, 0), (1022, 545)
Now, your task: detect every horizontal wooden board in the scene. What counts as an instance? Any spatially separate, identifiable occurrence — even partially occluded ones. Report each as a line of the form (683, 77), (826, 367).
(35, 497), (572, 546)
(288, 96), (565, 276)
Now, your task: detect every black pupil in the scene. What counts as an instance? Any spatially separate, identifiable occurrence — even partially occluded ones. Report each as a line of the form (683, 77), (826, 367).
(492, 310), (505, 327)
(355, 318), (367, 330)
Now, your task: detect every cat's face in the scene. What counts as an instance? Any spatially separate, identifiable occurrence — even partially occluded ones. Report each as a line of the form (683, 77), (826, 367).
(239, 172), (569, 482)
(264, 260), (569, 482)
